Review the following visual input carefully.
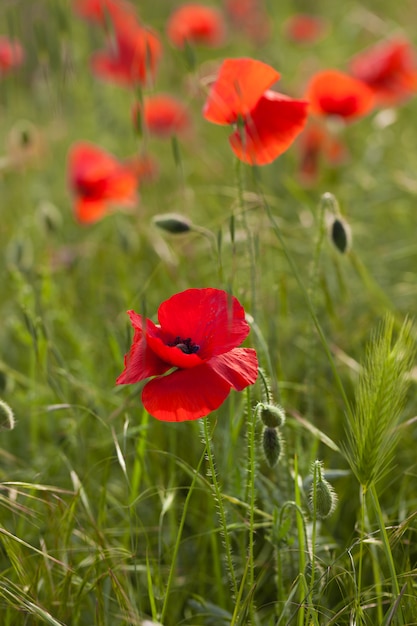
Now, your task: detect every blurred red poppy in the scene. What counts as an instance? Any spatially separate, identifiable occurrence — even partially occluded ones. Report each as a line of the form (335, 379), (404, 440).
(116, 288), (258, 422)
(72, 0), (136, 24)
(68, 142), (138, 223)
(203, 58), (308, 165)
(297, 121), (347, 185)
(350, 38), (417, 105)
(124, 153), (159, 182)
(132, 94), (191, 138)
(224, 0), (271, 45)
(91, 17), (162, 87)
(305, 69), (375, 121)
(283, 13), (328, 44)
(167, 3), (226, 48)
(0, 36), (24, 74)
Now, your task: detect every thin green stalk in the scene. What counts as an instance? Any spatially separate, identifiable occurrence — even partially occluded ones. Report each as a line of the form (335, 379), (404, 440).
(294, 454), (307, 626)
(369, 482), (404, 625)
(202, 416), (238, 599)
(245, 388), (256, 620)
(262, 199), (349, 411)
(159, 443), (206, 623)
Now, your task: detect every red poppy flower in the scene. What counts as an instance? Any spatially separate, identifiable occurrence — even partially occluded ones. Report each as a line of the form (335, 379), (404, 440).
(132, 94), (191, 138)
(283, 13), (328, 44)
(116, 288), (258, 422)
(305, 69), (375, 121)
(350, 38), (417, 105)
(297, 121), (347, 185)
(0, 36), (24, 74)
(167, 4), (226, 49)
(124, 153), (159, 182)
(72, 0), (136, 24)
(68, 142), (138, 224)
(225, 0), (271, 45)
(91, 17), (162, 87)
(203, 58), (308, 165)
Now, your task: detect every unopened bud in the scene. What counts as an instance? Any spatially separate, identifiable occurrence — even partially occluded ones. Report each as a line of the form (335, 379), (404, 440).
(153, 213), (192, 234)
(0, 400), (15, 431)
(258, 403), (285, 428)
(262, 427), (283, 467)
(309, 477), (337, 519)
(329, 217), (351, 254)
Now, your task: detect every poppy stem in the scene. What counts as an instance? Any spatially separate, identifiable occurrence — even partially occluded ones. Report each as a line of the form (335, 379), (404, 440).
(159, 441), (207, 623)
(201, 416), (238, 600)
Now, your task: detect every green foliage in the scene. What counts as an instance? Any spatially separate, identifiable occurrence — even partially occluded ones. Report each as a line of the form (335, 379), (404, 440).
(343, 315), (415, 487)
(1, 0), (417, 624)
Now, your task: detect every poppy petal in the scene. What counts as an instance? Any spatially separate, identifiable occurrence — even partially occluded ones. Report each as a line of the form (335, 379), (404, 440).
(167, 4), (226, 49)
(203, 58), (280, 124)
(207, 348), (258, 390)
(116, 311), (172, 384)
(133, 94), (191, 138)
(156, 288), (250, 358)
(229, 90), (308, 165)
(305, 70), (375, 120)
(350, 38), (417, 105)
(146, 319), (204, 369)
(91, 19), (162, 87)
(142, 364), (232, 421)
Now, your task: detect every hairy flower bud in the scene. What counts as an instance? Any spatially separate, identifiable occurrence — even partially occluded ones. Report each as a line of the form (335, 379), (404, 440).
(258, 403), (286, 428)
(329, 217), (351, 254)
(308, 460), (337, 519)
(153, 213), (192, 234)
(262, 426), (283, 467)
(0, 399), (15, 431)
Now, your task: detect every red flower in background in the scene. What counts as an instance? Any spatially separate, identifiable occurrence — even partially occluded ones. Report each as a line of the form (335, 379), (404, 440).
(124, 153), (159, 183)
(305, 69), (375, 121)
(72, 0), (137, 24)
(297, 121), (347, 185)
(0, 36), (24, 74)
(91, 17), (161, 87)
(283, 13), (328, 44)
(225, 0), (271, 45)
(68, 142), (138, 223)
(203, 58), (308, 165)
(167, 4), (226, 49)
(350, 38), (417, 105)
(116, 288), (258, 422)
(132, 94), (191, 138)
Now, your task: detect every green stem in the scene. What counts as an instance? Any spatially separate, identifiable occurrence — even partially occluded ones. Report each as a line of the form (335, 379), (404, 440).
(246, 388), (256, 621)
(369, 482), (404, 625)
(262, 199), (350, 411)
(202, 416), (238, 599)
(159, 444), (206, 623)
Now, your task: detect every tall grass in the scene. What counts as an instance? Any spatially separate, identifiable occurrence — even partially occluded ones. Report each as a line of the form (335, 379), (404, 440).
(1, 0), (417, 624)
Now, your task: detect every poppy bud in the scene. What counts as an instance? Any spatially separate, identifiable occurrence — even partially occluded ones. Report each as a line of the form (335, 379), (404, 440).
(308, 467), (337, 519)
(153, 213), (192, 234)
(258, 402), (286, 428)
(37, 201), (63, 234)
(262, 426), (283, 467)
(330, 217), (351, 254)
(0, 399), (15, 431)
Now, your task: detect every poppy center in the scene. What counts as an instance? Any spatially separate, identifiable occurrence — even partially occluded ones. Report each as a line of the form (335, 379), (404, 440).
(168, 336), (200, 354)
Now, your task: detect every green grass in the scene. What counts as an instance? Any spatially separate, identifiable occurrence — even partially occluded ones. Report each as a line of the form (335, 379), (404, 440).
(1, 0), (417, 624)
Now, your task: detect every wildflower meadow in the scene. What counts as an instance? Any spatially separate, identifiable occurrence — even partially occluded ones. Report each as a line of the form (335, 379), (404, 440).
(2, 0), (417, 624)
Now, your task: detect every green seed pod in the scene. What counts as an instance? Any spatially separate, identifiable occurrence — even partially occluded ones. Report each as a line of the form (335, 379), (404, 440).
(259, 403), (286, 428)
(153, 213), (192, 234)
(262, 427), (283, 467)
(330, 217), (351, 254)
(309, 478), (337, 519)
(0, 400), (15, 431)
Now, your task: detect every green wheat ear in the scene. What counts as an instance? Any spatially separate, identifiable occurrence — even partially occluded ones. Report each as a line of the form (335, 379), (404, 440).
(343, 314), (415, 488)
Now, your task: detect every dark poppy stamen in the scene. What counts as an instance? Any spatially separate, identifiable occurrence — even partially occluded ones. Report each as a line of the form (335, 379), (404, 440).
(168, 336), (200, 354)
